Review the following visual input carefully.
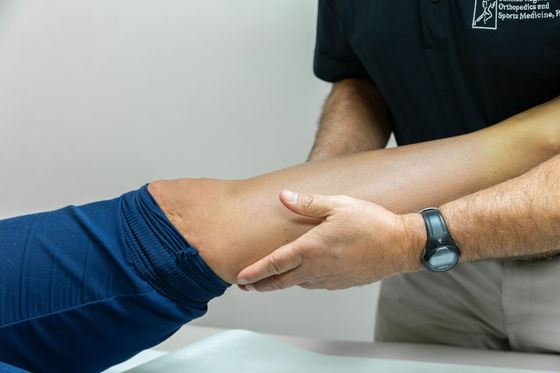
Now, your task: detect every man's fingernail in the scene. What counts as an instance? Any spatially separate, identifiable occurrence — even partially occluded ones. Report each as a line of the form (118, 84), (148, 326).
(238, 279), (249, 285)
(284, 190), (299, 204)
(246, 285), (255, 291)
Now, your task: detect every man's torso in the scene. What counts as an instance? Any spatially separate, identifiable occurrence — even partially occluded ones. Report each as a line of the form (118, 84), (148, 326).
(316, 0), (560, 144)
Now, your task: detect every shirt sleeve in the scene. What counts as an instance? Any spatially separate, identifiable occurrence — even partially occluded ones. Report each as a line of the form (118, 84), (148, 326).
(0, 185), (229, 373)
(313, 0), (370, 82)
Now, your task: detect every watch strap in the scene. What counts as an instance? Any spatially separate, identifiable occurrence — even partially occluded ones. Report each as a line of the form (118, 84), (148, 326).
(419, 207), (461, 271)
(420, 208), (455, 250)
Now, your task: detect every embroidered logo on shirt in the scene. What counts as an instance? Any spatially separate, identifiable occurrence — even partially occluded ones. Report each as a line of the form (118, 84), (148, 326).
(472, 0), (498, 29)
(472, 0), (560, 30)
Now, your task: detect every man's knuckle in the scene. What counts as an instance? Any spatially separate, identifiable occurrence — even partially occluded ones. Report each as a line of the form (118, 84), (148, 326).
(270, 277), (286, 290)
(287, 246), (303, 263)
(267, 256), (283, 275)
(303, 195), (315, 210)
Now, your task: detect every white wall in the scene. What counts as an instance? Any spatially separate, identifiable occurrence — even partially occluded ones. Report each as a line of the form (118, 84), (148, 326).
(0, 0), (381, 342)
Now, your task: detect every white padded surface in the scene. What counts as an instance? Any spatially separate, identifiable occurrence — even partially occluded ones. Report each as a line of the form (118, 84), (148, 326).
(127, 330), (556, 373)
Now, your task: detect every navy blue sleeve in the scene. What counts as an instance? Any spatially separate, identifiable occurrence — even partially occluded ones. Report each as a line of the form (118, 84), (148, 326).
(314, 0), (370, 82)
(0, 185), (229, 373)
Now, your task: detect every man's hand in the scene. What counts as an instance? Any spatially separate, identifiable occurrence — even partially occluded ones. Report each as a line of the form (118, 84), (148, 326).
(236, 190), (425, 291)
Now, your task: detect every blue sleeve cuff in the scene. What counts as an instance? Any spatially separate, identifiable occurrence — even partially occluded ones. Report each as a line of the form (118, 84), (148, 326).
(121, 185), (230, 311)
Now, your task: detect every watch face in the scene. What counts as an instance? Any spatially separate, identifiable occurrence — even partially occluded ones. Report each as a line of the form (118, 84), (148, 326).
(428, 246), (459, 272)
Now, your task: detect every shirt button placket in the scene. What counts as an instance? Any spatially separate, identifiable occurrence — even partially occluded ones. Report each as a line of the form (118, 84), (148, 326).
(420, 0), (446, 50)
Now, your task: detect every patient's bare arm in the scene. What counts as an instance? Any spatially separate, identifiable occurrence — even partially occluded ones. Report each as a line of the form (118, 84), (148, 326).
(149, 97), (560, 284)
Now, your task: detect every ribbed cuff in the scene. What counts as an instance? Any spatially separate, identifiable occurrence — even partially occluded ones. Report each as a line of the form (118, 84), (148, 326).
(121, 185), (229, 313)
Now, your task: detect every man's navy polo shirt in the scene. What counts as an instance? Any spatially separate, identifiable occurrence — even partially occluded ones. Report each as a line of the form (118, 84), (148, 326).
(314, 0), (560, 145)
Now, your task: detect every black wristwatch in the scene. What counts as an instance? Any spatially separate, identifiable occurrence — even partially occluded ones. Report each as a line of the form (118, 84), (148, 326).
(419, 208), (461, 272)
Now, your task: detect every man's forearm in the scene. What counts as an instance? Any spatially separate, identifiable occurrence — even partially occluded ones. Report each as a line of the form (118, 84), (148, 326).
(438, 153), (560, 262)
(308, 78), (392, 161)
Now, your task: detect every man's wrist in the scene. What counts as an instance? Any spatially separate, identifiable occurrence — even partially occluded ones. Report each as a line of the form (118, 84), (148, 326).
(399, 213), (426, 273)
(440, 202), (477, 263)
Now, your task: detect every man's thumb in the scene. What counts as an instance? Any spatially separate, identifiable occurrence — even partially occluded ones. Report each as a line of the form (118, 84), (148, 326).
(279, 190), (332, 218)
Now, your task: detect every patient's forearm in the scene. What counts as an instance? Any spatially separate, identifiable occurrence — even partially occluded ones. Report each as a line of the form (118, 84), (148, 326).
(150, 97), (560, 283)
(250, 98), (560, 212)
